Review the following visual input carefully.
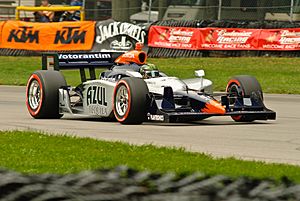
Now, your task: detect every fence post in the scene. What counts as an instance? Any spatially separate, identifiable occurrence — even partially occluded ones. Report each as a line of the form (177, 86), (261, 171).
(290, 0), (294, 22)
(218, 0), (222, 20)
(148, 0), (153, 23)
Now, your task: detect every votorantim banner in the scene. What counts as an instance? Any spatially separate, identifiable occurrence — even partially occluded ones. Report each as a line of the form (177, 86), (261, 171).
(92, 19), (147, 52)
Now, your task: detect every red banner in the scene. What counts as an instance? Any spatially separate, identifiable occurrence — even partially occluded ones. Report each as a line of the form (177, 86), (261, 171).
(1, 21), (95, 51)
(149, 25), (300, 51)
(199, 28), (260, 50)
(258, 29), (300, 50)
(148, 26), (200, 50)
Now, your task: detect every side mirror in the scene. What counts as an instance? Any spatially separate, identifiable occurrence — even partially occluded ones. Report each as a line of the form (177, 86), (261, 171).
(195, 70), (205, 77)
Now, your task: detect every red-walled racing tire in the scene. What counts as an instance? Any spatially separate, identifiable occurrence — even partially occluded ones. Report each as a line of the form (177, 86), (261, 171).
(26, 70), (67, 119)
(226, 75), (263, 122)
(113, 77), (149, 124)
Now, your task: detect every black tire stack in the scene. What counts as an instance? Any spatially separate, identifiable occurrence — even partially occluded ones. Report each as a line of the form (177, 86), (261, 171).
(0, 167), (299, 201)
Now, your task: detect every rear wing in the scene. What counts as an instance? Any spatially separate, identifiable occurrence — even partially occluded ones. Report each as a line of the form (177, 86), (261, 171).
(42, 52), (122, 82)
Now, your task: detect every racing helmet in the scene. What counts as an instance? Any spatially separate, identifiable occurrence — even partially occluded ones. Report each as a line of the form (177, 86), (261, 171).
(140, 63), (159, 78)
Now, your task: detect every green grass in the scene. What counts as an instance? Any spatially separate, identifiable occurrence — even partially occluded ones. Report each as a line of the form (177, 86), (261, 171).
(1, 130), (300, 183)
(0, 56), (300, 94)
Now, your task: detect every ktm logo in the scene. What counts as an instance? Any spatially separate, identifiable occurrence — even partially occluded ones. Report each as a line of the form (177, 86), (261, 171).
(54, 26), (86, 44)
(8, 26), (39, 43)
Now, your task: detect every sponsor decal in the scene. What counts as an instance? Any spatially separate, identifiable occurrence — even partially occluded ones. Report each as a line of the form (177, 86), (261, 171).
(86, 86), (108, 106)
(149, 114), (164, 121)
(86, 86), (108, 116)
(58, 53), (111, 60)
(92, 20), (147, 52)
(88, 105), (108, 116)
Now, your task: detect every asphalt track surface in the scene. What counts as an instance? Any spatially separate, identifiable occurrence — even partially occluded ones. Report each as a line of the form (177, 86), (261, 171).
(1, 86), (300, 165)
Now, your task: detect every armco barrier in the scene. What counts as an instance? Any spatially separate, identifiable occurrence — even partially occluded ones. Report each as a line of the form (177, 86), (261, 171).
(0, 166), (300, 201)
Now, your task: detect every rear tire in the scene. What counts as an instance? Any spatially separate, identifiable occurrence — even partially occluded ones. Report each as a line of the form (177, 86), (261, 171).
(26, 70), (67, 119)
(226, 75), (263, 122)
(113, 77), (149, 124)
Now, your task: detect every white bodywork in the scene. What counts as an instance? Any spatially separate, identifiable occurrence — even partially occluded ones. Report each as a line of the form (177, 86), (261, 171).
(59, 70), (213, 117)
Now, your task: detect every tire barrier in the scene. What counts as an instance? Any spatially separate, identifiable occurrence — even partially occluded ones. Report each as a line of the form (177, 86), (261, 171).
(0, 166), (300, 201)
(0, 48), (40, 56)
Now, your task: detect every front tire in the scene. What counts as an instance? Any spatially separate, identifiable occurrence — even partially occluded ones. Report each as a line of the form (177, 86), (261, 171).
(26, 70), (67, 119)
(226, 75), (263, 122)
(113, 77), (149, 124)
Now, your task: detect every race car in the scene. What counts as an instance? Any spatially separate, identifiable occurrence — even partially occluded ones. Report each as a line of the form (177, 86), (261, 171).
(26, 43), (276, 124)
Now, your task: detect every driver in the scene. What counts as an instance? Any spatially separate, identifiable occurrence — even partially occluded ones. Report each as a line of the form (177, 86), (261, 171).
(140, 64), (160, 79)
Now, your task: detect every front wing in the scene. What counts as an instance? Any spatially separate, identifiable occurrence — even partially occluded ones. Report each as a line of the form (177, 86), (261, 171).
(148, 109), (276, 123)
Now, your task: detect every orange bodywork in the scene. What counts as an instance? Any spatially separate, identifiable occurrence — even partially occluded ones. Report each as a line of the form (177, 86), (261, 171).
(115, 50), (147, 65)
(201, 100), (226, 114)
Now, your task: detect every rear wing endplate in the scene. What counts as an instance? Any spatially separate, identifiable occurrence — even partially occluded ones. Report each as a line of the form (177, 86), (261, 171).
(42, 52), (122, 82)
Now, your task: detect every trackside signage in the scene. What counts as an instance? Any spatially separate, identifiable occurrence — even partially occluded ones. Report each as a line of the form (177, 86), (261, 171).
(0, 21), (95, 51)
(0, 21), (5, 46)
(149, 26), (300, 51)
(92, 19), (147, 52)
(258, 29), (300, 50)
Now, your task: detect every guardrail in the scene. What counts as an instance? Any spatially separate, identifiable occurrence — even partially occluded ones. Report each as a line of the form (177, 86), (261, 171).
(15, 6), (85, 21)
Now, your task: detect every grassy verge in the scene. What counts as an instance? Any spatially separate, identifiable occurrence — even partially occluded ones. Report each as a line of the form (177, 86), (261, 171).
(0, 56), (300, 94)
(1, 130), (300, 183)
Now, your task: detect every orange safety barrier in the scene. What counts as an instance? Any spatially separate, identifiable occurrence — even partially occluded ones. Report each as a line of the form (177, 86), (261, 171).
(1, 21), (95, 51)
(0, 21), (5, 46)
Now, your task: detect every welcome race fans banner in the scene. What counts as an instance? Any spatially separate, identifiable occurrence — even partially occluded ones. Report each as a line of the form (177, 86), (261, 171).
(149, 25), (300, 51)
(0, 21), (95, 51)
(147, 26), (201, 50)
(258, 29), (300, 50)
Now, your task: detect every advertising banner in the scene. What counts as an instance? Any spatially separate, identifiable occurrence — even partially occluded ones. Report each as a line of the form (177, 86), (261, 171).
(199, 28), (260, 50)
(148, 26), (200, 50)
(0, 21), (5, 46)
(93, 19), (147, 52)
(149, 25), (300, 51)
(1, 21), (95, 51)
(258, 29), (300, 50)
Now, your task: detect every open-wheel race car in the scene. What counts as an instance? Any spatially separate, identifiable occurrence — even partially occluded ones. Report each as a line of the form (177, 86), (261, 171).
(26, 43), (276, 124)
